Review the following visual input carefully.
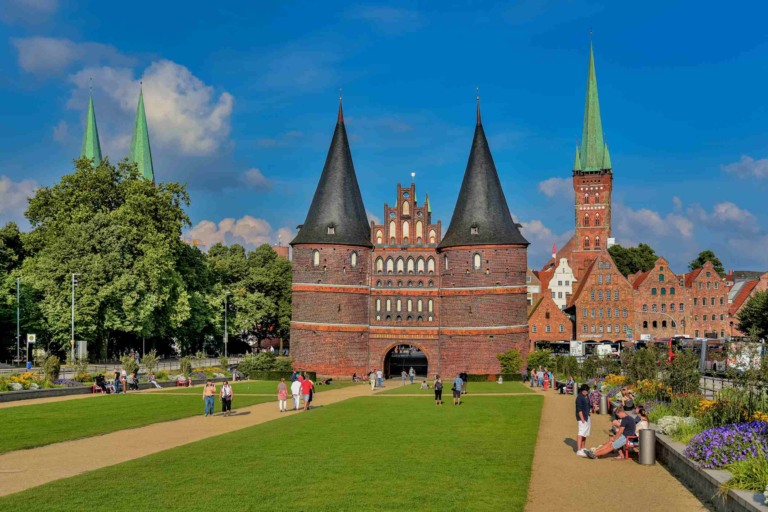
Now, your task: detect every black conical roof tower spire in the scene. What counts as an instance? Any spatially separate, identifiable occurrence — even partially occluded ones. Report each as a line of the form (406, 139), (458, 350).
(438, 96), (528, 249)
(291, 94), (372, 247)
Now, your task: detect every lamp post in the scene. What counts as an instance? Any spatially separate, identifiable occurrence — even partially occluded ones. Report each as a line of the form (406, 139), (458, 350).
(224, 292), (231, 358)
(16, 277), (20, 365)
(71, 273), (80, 362)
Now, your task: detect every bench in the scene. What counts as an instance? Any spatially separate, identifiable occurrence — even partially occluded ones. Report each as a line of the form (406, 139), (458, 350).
(176, 379), (192, 387)
(91, 384), (105, 394)
(622, 435), (639, 460)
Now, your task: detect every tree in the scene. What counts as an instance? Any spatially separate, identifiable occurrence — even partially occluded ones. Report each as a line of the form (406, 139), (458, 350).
(496, 349), (523, 374)
(607, 243), (658, 277)
(737, 291), (768, 341)
(688, 249), (725, 274)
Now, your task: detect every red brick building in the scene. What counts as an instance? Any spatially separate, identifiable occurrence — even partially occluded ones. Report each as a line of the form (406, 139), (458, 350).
(290, 99), (529, 377)
(529, 294), (574, 342)
(728, 272), (768, 336)
(685, 261), (729, 339)
(631, 258), (688, 339)
(567, 251), (634, 341)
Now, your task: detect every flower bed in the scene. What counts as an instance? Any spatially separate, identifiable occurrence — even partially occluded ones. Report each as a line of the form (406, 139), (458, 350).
(684, 422), (768, 470)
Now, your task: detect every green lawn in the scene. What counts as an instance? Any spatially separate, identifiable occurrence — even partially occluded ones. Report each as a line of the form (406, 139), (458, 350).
(156, 379), (362, 395)
(0, 393), (273, 454)
(0, 395), (542, 511)
(379, 380), (533, 395)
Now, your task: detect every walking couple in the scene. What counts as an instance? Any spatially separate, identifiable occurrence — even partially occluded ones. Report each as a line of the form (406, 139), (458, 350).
(202, 380), (234, 417)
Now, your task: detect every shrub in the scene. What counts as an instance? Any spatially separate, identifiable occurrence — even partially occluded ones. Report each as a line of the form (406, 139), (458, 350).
(41, 355), (60, 383)
(142, 350), (160, 373)
(179, 357), (193, 378)
(496, 349), (523, 374)
(621, 346), (664, 383)
(646, 403), (673, 423)
(664, 349), (700, 394)
(722, 452), (768, 493)
(579, 356), (600, 380)
(219, 356), (229, 368)
(657, 415), (697, 435)
(685, 421), (768, 469)
(672, 420), (705, 444)
(238, 353), (293, 375)
(669, 394), (701, 417)
(120, 355), (139, 375)
(155, 370), (169, 381)
(526, 349), (552, 370)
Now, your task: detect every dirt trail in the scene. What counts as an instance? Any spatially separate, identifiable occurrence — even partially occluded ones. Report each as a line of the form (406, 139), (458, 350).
(0, 384), (372, 497)
(525, 388), (709, 512)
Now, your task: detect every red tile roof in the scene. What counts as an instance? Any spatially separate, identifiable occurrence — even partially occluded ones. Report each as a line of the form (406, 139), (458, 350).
(684, 268), (702, 288)
(729, 279), (759, 315)
(631, 270), (651, 290)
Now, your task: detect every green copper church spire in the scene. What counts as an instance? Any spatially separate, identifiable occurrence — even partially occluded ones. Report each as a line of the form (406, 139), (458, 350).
(81, 92), (102, 164)
(579, 42), (607, 172)
(130, 86), (155, 181)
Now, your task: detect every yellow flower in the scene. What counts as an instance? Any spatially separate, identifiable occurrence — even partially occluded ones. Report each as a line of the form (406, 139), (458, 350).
(752, 411), (768, 422)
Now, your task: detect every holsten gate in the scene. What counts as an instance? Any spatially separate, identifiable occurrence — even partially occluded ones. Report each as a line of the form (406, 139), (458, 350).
(289, 98), (530, 378)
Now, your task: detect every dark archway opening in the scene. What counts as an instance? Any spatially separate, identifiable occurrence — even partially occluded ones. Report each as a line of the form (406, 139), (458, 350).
(384, 344), (428, 379)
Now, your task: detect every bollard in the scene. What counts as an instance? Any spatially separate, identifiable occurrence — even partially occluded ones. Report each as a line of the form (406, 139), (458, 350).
(599, 394), (608, 415)
(639, 429), (656, 465)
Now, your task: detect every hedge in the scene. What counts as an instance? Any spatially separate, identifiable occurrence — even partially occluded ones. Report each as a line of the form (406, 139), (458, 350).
(240, 371), (317, 381)
(466, 373), (524, 382)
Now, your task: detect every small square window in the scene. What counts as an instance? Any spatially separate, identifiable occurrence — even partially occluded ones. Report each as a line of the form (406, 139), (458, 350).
(470, 226), (479, 235)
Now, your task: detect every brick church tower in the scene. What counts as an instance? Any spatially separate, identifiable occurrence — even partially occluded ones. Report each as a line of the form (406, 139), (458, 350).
(436, 100), (530, 374)
(570, 43), (613, 278)
(290, 98), (373, 374)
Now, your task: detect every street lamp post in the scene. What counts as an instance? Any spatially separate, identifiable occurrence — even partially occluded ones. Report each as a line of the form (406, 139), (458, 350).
(224, 292), (231, 358)
(71, 273), (80, 362)
(16, 277), (20, 364)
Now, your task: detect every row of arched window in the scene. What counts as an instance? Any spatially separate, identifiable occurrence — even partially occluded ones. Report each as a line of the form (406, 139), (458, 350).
(642, 320), (680, 329)
(375, 298), (435, 313)
(582, 212), (602, 227)
(375, 223), (437, 245)
(375, 279), (434, 288)
(583, 192), (601, 204)
(583, 236), (601, 249)
(312, 250), (359, 268)
(375, 256), (435, 275)
(650, 287), (675, 296)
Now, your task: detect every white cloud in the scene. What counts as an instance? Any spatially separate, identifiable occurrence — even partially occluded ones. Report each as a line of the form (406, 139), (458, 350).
(0, 176), (38, 226)
(722, 155), (768, 179)
(241, 168), (272, 191)
(186, 215), (292, 250)
(687, 201), (759, 235)
(52, 120), (68, 143)
(537, 177), (572, 198)
(366, 210), (381, 225)
(346, 6), (424, 33)
(516, 217), (573, 267)
(13, 37), (133, 76)
(68, 60), (234, 156)
(613, 202), (694, 245)
(2, 0), (58, 24)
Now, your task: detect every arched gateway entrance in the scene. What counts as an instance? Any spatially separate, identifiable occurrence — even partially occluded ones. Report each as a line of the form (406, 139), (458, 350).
(384, 344), (428, 378)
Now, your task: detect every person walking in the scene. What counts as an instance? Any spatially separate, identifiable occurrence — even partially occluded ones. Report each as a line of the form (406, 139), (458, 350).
(460, 371), (468, 395)
(291, 376), (302, 410)
(401, 370), (407, 386)
(220, 380), (233, 416)
(301, 376), (314, 411)
(409, 367), (415, 384)
(576, 384), (591, 457)
(277, 378), (288, 413)
(369, 369), (376, 391)
(376, 368), (383, 388)
(113, 368), (121, 394)
(120, 369), (128, 394)
(537, 367), (544, 387)
(452, 374), (464, 406)
(434, 375), (443, 405)
(203, 380), (216, 417)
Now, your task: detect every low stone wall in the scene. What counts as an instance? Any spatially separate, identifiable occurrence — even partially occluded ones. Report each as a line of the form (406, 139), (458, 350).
(0, 377), (230, 403)
(655, 429), (768, 511)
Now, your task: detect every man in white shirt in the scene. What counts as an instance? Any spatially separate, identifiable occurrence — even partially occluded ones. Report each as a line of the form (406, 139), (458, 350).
(376, 369), (383, 388)
(290, 378), (302, 410)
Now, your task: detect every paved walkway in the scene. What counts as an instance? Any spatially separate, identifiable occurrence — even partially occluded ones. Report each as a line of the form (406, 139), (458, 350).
(525, 388), (709, 511)
(0, 383), (372, 497)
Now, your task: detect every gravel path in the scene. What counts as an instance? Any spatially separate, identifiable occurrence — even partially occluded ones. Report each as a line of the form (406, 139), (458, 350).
(524, 388), (710, 511)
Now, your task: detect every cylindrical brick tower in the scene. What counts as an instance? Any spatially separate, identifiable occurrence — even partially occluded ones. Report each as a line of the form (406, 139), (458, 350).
(290, 98), (372, 375)
(437, 100), (529, 376)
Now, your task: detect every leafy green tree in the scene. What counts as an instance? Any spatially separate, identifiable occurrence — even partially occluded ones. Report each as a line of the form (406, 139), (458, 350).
(607, 243), (658, 277)
(737, 291), (768, 341)
(496, 349), (523, 374)
(526, 349), (553, 370)
(688, 249), (725, 274)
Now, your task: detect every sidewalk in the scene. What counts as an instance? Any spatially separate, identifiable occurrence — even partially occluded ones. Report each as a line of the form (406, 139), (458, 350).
(525, 388), (709, 511)
(0, 383), (371, 497)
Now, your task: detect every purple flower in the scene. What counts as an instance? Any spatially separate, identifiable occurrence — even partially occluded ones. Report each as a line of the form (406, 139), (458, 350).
(684, 422), (768, 469)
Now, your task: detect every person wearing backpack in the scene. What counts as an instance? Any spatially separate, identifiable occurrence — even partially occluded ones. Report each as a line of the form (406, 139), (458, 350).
(434, 375), (443, 406)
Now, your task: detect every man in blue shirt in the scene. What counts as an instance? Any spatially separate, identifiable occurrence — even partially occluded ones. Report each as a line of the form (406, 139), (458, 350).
(575, 384), (591, 457)
(453, 374), (464, 405)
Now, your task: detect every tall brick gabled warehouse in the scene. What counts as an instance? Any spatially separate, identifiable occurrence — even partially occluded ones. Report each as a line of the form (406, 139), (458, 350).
(290, 98), (529, 377)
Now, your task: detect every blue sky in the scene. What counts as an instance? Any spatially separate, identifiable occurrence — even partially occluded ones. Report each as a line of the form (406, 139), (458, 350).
(2, 0), (768, 272)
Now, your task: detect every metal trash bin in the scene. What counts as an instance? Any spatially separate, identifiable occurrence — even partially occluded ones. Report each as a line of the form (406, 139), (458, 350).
(639, 429), (656, 465)
(599, 395), (608, 415)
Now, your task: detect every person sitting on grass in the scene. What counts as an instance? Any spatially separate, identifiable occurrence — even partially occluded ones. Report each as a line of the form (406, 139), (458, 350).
(497, 375), (504, 384)
(585, 406), (636, 460)
(149, 373), (162, 389)
(420, 380), (429, 390)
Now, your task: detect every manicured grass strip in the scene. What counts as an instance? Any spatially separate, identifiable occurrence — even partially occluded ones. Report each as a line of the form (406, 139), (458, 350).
(0, 395), (542, 511)
(155, 379), (361, 395)
(0, 393), (272, 454)
(379, 380), (533, 395)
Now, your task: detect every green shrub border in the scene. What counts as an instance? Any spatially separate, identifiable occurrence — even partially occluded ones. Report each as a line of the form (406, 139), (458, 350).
(466, 373), (523, 382)
(241, 371), (317, 381)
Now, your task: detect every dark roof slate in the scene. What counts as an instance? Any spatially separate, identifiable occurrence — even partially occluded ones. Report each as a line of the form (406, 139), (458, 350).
(291, 103), (372, 248)
(438, 116), (528, 249)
